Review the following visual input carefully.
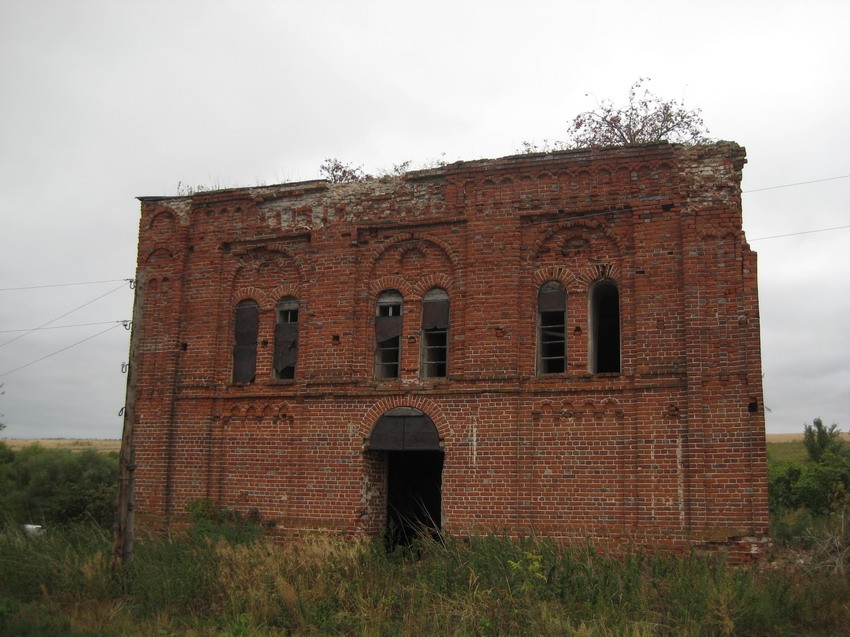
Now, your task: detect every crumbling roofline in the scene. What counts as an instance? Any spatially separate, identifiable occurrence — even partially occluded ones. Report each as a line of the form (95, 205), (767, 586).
(137, 141), (744, 202)
(137, 178), (331, 203)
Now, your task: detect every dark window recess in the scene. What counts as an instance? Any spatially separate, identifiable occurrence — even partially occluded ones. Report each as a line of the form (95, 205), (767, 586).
(232, 299), (259, 384)
(538, 282), (566, 374)
(421, 289), (449, 378)
(591, 282), (620, 373)
(375, 291), (403, 379)
(274, 298), (299, 380)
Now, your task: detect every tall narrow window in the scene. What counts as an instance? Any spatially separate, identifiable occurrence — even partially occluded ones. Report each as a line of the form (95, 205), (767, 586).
(233, 299), (259, 384)
(274, 297), (299, 380)
(537, 281), (566, 374)
(590, 281), (620, 373)
(375, 290), (403, 379)
(421, 288), (449, 378)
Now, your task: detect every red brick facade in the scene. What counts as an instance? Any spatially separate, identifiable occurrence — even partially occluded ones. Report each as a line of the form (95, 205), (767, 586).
(132, 142), (768, 555)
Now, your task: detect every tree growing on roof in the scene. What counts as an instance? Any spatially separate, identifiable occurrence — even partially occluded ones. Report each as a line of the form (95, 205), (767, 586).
(521, 78), (711, 152)
(567, 78), (711, 148)
(320, 158), (371, 184)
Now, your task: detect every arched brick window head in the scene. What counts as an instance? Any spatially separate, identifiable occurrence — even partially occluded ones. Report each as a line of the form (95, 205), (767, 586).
(537, 281), (566, 375)
(421, 288), (449, 378)
(274, 297), (299, 380)
(375, 290), (403, 379)
(232, 299), (259, 384)
(590, 282), (620, 374)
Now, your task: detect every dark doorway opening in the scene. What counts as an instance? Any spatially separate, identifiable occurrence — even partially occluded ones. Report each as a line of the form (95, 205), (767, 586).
(386, 450), (444, 548)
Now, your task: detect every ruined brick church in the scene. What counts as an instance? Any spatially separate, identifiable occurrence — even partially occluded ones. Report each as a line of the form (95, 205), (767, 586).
(131, 142), (768, 554)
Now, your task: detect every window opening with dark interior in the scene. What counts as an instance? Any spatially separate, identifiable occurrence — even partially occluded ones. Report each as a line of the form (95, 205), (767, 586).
(274, 297), (299, 380)
(421, 288), (449, 378)
(375, 290), (403, 379)
(537, 281), (566, 374)
(232, 299), (259, 384)
(590, 281), (620, 373)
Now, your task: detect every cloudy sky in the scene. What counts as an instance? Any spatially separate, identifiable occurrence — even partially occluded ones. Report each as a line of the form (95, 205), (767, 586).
(1, 0), (848, 438)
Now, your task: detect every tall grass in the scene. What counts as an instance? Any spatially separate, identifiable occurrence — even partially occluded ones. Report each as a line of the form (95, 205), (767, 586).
(767, 439), (809, 465)
(1, 520), (849, 636)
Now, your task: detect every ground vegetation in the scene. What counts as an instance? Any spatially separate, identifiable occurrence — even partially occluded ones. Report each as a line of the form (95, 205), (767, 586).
(1, 426), (849, 635)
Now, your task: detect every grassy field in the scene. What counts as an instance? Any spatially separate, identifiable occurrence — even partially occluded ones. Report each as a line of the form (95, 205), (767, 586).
(0, 435), (833, 471)
(0, 436), (825, 466)
(767, 433), (850, 465)
(766, 439), (808, 465)
(0, 434), (832, 450)
(0, 438), (121, 453)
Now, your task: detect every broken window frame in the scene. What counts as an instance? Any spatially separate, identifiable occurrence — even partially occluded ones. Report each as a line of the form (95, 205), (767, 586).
(274, 296), (299, 380)
(537, 281), (566, 375)
(589, 280), (621, 374)
(420, 288), (449, 379)
(232, 299), (260, 384)
(375, 290), (403, 379)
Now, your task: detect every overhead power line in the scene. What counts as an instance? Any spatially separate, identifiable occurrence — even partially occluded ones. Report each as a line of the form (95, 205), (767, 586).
(0, 322), (126, 378)
(0, 320), (131, 334)
(743, 174), (850, 193)
(0, 282), (130, 349)
(749, 224), (850, 242)
(0, 278), (133, 291)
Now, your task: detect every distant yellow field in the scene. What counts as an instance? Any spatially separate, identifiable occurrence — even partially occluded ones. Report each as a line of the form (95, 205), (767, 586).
(768, 433), (805, 442)
(1, 438), (121, 453)
(1, 435), (848, 454)
(767, 432), (850, 442)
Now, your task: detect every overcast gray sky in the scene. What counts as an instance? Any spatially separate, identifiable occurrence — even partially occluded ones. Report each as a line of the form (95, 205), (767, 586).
(1, 0), (848, 438)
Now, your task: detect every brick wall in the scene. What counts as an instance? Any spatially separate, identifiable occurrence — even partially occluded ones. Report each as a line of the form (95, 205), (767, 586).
(131, 141), (768, 556)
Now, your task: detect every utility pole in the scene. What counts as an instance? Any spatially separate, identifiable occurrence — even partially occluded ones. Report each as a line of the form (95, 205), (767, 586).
(111, 273), (143, 584)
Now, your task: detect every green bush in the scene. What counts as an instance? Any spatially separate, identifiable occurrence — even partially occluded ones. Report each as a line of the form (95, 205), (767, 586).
(793, 450), (850, 516)
(804, 418), (845, 462)
(0, 444), (118, 527)
(184, 498), (265, 544)
(768, 461), (802, 513)
(771, 506), (819, 548)
(768, 419), (850, 520)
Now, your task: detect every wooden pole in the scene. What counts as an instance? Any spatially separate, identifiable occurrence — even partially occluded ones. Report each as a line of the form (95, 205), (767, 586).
(111, 273), (143, 584)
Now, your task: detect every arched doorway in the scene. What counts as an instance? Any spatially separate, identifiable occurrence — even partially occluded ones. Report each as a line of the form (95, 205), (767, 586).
(366, 407), (443, 547)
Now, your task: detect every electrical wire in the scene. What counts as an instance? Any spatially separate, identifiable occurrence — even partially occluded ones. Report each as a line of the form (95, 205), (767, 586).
(0, 320), (130, 334)
(748, 225), (850, 242)
(0, 282), (130, 349)
(743, 174), (850, 193)
(518, 201), (849, 243)
(0, 323), (125, 378)
(0, 278), (133, 291)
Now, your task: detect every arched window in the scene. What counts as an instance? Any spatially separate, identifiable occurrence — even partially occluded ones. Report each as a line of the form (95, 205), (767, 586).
(590, 281), (620, 373)
(537, 281), (566, 374)
(274, 297), (299, 380)
(421, 288), (449, 378)
(232, 299), (259, 384)
(375, 290), (403, 379)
